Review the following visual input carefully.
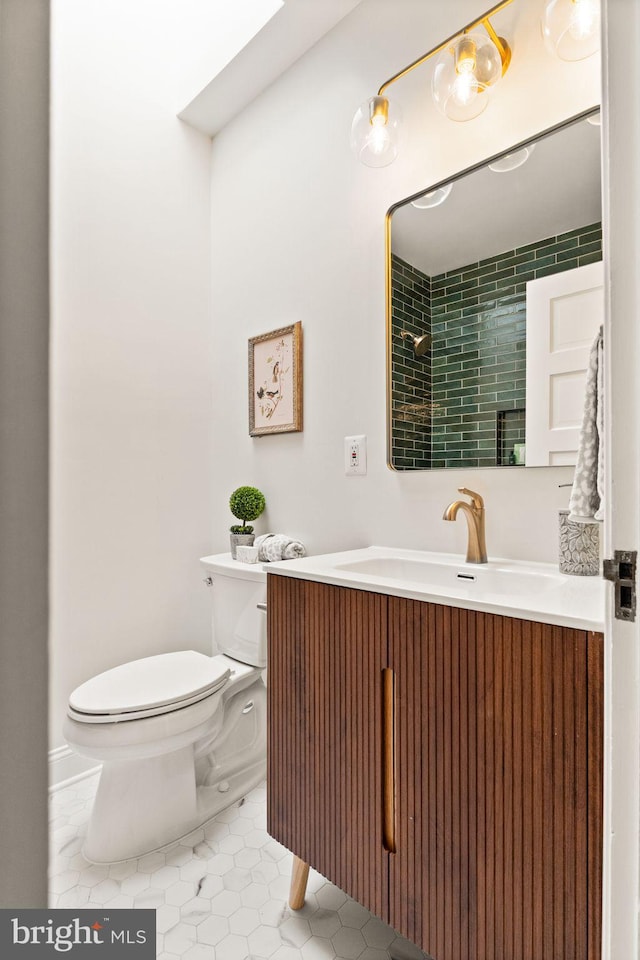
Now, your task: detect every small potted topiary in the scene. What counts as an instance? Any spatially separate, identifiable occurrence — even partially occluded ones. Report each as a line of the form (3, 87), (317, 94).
(229, 485), (266, 559)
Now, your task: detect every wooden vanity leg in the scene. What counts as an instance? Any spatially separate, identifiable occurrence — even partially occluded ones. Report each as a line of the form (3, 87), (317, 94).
(288, 856), (310, 910)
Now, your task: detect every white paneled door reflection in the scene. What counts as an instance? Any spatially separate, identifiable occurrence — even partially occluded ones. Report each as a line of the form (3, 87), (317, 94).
(526, 260), (604, 466)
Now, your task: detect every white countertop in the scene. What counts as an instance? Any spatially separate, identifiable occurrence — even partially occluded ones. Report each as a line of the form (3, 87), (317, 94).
(266, 545), (605, 632)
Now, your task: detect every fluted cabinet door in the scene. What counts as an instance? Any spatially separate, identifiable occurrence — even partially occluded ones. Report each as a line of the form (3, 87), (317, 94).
(267, 575), (389, 920)
(388, 598), (603, 960)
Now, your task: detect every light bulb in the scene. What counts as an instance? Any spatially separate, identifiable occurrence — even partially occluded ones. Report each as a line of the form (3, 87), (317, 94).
(455, 36), (477, 76)
(542, 0), (600, 61)
(452, 72), (478, 108)
(368, 114), (391, 155)
(350, 96), (401, 168)
(570, 0), (598, 40)
(432, 31), (505, 123)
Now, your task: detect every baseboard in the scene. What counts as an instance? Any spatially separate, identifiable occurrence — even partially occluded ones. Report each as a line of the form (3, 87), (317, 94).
(49, 745), (101, 793)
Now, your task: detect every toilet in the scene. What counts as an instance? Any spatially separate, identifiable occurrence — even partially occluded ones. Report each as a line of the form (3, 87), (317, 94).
(63, 554), (267, 864)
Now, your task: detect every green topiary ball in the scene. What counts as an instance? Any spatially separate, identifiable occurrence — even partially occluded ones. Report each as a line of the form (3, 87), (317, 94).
(229, 486), (266, 531)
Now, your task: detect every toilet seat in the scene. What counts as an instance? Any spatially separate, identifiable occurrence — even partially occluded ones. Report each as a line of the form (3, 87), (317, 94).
(68, 651), (231, 724)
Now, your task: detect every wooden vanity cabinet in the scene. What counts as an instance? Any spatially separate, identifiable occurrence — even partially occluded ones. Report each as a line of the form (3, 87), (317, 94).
(267, 576), (603, 960)
(267, 575), (388, 919)
(388, 597), (603, 960)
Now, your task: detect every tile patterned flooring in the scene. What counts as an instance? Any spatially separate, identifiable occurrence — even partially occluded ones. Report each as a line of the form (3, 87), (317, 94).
(49, 774), (430, 960)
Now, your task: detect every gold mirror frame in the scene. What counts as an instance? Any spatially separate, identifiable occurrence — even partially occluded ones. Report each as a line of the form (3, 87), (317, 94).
(385, 107), (601, 471)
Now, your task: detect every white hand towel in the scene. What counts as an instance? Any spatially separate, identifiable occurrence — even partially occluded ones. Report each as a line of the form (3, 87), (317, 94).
(254, 533), (307, 562)
(569, 325), (604, 523)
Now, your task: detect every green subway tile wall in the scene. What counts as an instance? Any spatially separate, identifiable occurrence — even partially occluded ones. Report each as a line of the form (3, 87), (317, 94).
(390, 223), (602, 469)
(390, 256), (432, 469)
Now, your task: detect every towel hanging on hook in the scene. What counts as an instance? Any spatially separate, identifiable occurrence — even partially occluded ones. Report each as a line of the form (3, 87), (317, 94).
(569, 324), (604, 523)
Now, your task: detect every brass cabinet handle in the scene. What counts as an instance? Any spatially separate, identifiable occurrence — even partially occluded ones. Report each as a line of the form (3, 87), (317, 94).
(382, 667), (396, 853)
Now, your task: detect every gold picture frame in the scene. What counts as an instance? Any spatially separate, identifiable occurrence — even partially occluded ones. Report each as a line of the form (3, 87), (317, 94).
(248, 322), (303, 437)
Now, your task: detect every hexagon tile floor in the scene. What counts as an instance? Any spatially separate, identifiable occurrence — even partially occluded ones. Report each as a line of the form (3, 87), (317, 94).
(49, 774), (432, 960)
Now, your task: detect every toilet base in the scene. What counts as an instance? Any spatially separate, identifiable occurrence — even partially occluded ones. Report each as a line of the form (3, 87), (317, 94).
(81, 677), (267, 863)
(83, 752), (266, 864)
(83, 745), (198, 863)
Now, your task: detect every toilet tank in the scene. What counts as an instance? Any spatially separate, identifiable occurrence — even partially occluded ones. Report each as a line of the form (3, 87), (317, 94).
(200, 554), (267, 668)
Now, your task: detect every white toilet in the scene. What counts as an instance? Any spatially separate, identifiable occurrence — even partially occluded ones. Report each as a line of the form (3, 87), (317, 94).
(63, 554), (267, 863)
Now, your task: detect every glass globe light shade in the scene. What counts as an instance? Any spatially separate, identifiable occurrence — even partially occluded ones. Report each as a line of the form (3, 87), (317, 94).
(411, 183), (453, 209)
(432, 31), (504, 122)
(488, 144), (536, 173)
(542, 0), (601, 62)
(350, 96), (402, 167)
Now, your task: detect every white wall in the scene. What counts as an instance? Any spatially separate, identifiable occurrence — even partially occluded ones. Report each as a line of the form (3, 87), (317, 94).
(208, 0), (601, 560)
(50, 0), (215, 751)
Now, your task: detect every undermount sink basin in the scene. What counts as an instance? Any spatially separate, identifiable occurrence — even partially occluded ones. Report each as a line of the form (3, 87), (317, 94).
(266, 546), (605, 631)
(334, 555), (563, 598)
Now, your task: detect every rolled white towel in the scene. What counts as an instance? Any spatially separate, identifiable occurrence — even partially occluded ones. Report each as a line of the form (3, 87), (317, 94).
(254, 533), (307, 562)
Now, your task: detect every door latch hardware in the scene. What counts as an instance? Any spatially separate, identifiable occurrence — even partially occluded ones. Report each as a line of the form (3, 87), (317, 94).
(603, 550), (637, 622)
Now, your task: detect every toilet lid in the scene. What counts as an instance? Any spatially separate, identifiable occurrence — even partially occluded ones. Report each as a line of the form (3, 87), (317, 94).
(68, 651), (230, 722)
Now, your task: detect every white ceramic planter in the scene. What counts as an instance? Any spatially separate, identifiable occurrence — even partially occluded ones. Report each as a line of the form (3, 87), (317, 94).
(229, 532), (255, 559)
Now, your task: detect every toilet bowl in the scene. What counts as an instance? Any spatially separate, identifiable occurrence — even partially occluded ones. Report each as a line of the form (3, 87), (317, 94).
(64, 554), (267, 863)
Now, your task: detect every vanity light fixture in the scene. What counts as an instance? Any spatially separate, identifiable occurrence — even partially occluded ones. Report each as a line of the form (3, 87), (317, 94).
(350, 96), (402, 168)
(488, 143), (535, 172)
(541, 0), (601, 62)
(410, 182), (453, 208)
(350, 0), (515, 167)
(431, 24), (510, 122)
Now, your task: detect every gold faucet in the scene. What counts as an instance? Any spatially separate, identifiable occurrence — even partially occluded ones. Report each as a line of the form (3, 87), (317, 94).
(443, 487), (488, 564)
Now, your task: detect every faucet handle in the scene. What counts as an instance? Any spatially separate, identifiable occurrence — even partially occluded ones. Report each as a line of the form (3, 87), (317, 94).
(458, 487), (484, 510)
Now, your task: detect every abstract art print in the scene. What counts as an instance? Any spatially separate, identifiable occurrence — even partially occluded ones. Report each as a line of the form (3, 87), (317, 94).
(248, 322), (303, 436)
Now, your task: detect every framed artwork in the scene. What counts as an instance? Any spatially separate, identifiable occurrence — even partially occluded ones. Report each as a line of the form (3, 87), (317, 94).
(248, 322), (303, 437)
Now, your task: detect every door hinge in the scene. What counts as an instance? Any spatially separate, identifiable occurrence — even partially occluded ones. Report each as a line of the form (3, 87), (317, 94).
(603, 550), (637, 622)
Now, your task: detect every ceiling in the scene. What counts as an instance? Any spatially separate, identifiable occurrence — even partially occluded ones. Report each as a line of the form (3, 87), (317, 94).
(391, 113), (602, 277)
(179, 0), (364, 136)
